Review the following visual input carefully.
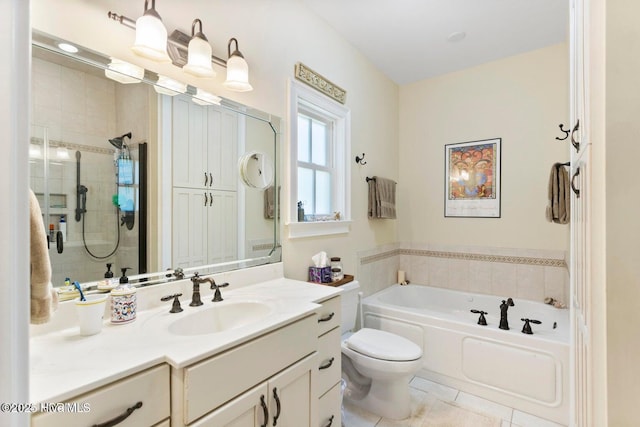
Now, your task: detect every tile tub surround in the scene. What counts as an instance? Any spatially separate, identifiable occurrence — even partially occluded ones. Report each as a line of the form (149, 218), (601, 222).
(357, 244), (568, 304)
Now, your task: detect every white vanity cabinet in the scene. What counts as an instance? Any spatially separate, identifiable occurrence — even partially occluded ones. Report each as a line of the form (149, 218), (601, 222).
(30, 364), (170, 427)
(315, 295), (342, 427)
(171, 314), (318, 426)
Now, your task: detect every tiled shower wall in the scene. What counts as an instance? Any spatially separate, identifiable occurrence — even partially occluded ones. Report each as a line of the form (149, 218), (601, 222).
(357, 243), (569, 305)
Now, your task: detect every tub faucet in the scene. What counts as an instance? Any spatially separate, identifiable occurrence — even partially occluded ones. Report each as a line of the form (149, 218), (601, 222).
(499, 298), (515, 330)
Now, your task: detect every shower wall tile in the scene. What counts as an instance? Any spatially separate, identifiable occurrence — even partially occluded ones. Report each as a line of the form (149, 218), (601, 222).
(427, 256), (449, 288)
(448, 259), (470, 292)
(491, 262), (517, 297)
(469, 260), (492, 295)
(515, 264), (545, 301)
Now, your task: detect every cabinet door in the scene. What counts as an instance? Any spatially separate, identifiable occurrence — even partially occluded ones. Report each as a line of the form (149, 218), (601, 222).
(207, 106), (238, 191)
(172, 188), (208, 268)
(569, 0), (588, 158)
(207, 190), (238, 264)
(268, 354), (317, 427)
(172, 96), (208, 188)
(191, 383), (269, 427)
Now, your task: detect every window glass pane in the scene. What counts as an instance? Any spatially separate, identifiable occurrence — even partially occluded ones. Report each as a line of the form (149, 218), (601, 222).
(297, 166), (315, 216)
(315, 170), (331, 215)
(311, 120), (327, 166)
(297, 115), (310, 162)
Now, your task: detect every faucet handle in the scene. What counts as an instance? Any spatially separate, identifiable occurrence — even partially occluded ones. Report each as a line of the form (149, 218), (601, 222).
(520, 318), (541, 334)
(211, 282), (229, 302)
(191, 272), (201, 283)
(161, 293), (184, 313)
(470, 309), (488, 326)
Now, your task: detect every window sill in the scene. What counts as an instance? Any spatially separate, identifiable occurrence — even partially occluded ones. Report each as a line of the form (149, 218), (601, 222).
(286, 220), (352, 239)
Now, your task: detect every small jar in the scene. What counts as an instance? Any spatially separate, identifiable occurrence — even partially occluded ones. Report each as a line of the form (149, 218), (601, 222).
(330, 257), (343, 281)
(110, 286), (137, 324)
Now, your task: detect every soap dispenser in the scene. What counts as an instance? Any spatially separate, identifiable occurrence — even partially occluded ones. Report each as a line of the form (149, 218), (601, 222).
(110, 267), (137, 324)
(104, 263), (114, 279)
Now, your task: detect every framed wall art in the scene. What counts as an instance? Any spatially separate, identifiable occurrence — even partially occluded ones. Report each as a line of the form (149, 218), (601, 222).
(444, 138), (501, 218)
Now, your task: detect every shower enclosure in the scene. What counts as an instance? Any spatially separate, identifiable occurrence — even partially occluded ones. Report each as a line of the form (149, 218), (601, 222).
(29, 125), (146, 286)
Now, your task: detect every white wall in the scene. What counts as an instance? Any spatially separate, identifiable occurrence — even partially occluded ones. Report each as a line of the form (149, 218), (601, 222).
(31, 0), (399, 282)
(398, 44), (569, 252)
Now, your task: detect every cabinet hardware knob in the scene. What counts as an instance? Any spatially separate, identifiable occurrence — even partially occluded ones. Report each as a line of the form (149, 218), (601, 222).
(259, 395), (269, 427)
(91, 401), (142, 427)
(319, 357), (335, 370)
(272, 387), (281, 425)
(318, 312), (335, 323)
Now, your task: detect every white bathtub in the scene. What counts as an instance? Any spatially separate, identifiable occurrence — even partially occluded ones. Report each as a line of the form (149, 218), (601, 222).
(362, 284), (569, 425)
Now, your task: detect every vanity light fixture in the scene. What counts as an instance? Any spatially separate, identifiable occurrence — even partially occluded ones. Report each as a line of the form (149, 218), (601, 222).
(192, 88), (222, 106)
(154, 75), (187, 96)
(105, 58), (145, 84)
(223, 38), (253, 92)
(108, 9), (254, 92)
(183, 19), (216, 78)
(131, 0), (171, 62)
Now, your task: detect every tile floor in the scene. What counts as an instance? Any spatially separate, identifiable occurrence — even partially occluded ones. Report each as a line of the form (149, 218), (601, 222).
(342, 376), (567, 427)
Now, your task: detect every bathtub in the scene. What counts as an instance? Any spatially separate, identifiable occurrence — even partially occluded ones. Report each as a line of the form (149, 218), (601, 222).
(361, 284), (569, 425)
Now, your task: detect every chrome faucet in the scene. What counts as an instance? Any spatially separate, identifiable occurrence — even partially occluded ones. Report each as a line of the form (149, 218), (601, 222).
(191, 273), (229, 302)
(499, 298), (515, 330)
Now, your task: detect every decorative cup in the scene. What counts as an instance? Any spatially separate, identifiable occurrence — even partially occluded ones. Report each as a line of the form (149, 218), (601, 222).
(74, 294), (108, 336)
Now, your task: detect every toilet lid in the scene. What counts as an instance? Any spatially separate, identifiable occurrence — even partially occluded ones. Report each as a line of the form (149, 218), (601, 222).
(345, 328), (422, 361)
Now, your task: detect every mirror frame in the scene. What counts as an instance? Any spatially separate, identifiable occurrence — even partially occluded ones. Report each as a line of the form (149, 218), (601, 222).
(31, 30), (282, 289)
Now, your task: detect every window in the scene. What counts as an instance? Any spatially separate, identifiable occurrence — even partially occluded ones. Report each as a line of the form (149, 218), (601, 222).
(288, 80), (351, 238)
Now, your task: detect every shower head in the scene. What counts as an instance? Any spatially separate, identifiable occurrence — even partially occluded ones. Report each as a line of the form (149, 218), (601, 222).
(108, 132), (132, 149)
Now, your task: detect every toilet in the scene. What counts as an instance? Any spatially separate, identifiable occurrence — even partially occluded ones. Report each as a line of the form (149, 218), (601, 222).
(340, 281), (423, 420)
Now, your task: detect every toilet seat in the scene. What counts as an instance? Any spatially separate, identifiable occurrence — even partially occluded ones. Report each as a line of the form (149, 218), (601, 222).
(345, 328), (422, 361)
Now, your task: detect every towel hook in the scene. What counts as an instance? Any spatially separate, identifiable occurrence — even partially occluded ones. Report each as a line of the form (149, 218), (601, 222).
(355, 153), (367, 165)
(555, 124), (570, 141)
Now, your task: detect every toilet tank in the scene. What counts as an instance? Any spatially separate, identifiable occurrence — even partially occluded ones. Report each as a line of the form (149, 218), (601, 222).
(339, 281), (360, 333)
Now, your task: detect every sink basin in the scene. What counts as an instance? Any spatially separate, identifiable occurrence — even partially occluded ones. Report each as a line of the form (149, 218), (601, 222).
(168, 301), (273, 336)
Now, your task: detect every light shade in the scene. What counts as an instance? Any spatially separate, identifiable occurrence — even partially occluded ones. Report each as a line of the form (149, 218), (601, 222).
(223, 38), (252, 92)
(192, 89), (221, 106)
(154, 75), (187, 96)
(183, 19), (216, 78)
(105, 58), (144, 84)
(131, 0), (171, 62)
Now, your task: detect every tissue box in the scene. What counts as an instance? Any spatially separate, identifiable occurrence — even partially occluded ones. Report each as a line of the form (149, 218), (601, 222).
(309, 266), (332, 283)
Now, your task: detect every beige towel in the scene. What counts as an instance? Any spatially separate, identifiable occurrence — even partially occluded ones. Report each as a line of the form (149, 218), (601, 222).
(30, 189), (58, 324)
(368, 176), (397, 219)
(263, 186), (280, 219)
(545, 163), (570, 224)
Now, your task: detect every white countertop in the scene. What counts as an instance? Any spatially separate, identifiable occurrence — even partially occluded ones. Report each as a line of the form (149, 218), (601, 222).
(30, 277), (342, 404)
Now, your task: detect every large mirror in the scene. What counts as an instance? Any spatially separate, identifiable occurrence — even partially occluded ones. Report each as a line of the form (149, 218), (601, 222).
(30, 30), (281, 289)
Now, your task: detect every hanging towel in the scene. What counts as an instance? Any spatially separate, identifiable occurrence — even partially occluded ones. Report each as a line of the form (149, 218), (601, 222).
(263, 185), (280, 219)
(545, 163), (570, 224)
(29, 189), (58, 324)
(368, 176), (397, 219)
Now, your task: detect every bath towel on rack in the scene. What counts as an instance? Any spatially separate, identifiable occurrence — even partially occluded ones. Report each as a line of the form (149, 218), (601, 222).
(367, 176), (397, 219)
(29, 189), (58, 324)
(545, 163), (570, 224)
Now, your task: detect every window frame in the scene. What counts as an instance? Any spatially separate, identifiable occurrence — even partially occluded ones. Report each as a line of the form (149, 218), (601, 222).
(287, 79), (351, 238)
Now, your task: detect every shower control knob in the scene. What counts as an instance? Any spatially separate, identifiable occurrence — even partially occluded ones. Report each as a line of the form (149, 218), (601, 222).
(470, 309), (488, 326)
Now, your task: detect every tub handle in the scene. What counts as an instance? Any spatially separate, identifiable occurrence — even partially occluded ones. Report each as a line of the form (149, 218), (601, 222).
(318, 312), (335, 323)
(470, 309), (488, 326)
(521, 318), (542, 335)
(319, 357), (335, 370)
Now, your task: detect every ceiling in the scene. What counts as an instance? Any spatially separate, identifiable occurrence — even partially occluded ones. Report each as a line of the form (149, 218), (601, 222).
(302, 0), (568, 85)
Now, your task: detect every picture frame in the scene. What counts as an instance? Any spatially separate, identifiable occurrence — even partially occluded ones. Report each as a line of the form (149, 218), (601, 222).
(444, 138), (501, 218)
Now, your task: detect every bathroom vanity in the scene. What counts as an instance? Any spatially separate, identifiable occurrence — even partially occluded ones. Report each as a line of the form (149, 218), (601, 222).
(29, 269), (342, 427)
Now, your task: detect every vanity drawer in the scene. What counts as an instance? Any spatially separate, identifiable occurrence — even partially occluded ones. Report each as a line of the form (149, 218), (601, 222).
(31, 364), (170, 427)
(317, 296), (341, 336)
(318, 382), (342, 427)
(317, 326), (342, 394)
(182, 315), (316, 424)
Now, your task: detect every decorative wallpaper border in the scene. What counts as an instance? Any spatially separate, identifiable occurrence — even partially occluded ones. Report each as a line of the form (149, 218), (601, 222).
(294, 62), (347, 104)
(360, 248), (567, 268)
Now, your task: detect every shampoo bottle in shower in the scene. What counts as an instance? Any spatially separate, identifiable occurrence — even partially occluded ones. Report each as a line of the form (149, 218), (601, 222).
(58, 215), (67, 243)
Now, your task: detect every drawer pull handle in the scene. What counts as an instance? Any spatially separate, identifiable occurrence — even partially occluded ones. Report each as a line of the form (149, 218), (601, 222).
(91, 401), (142, 427)
(570, 119), (580, 152)
(571, 167), (581, 198)
(323, 415), (335, 427)
(204, 172), (209, 186)
(260, 395), (269, 427)
(272, 387), (282, 426)
(318, 312), (335, 323)
(209, 172), (213, 187)
(319, 357), (335, 370)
